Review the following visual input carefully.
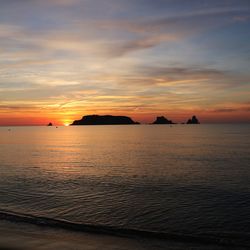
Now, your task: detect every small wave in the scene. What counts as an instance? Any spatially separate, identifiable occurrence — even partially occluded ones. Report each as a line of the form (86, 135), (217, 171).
(0, 209), (249, 248)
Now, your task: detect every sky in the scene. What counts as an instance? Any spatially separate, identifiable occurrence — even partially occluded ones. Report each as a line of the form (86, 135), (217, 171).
(0, 0), (249, 125)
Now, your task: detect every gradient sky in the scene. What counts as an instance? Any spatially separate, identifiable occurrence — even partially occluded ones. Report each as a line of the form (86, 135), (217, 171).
(0, 0), (249, 125)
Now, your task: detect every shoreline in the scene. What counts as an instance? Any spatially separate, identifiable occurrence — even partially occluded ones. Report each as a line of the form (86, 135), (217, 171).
(0, 220), (248, 250)
(0, 209), (249, 250)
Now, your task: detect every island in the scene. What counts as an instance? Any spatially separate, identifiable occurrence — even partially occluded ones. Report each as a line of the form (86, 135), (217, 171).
(186, 115), (200, 124)
(152, 116), (173, 124)
(47, 122), (53, 126)
(71, 115), (139, 125)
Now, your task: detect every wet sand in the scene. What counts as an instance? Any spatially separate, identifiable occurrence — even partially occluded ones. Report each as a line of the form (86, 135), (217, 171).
(0, 221), (248, 250)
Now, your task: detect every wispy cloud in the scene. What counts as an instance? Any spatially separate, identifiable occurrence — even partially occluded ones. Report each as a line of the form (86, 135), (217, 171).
(0, 0), (249, 124)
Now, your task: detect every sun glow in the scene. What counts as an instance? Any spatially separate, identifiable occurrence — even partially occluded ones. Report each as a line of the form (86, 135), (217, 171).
(64, 123), (70, 126)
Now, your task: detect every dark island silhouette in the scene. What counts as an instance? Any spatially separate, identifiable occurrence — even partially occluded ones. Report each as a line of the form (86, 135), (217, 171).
(152, 116), (173, 124)
(71, 115), (139, 125)
(70, 114), (200, 125)
(186, 116), (200, 124)
(47, 122), (53, 126)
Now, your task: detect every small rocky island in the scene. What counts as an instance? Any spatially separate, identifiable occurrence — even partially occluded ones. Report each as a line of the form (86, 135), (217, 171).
(152, 116), (173, 124)
(186, 116), (200, 124)
(47, 122), (53, 126)
(71, 115), (139, 125)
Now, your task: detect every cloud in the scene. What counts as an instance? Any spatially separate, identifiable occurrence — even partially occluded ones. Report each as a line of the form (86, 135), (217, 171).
(49, 0), (80, 6)
(212, 106), (250, 113)
(0, 105), (38, 111)
(89, 7), (250, 56)
(104, 34), (178, 57)
(0, 0), (249, 124)
(1, 3), (249, 60)
(0, 0), (80, 6)
(127, 66), (229, 89)
(137, 66), (226, 78)
(212, 108), (238, 113)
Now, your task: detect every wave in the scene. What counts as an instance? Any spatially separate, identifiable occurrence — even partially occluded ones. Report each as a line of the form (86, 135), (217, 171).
(0, 209), (249, 248)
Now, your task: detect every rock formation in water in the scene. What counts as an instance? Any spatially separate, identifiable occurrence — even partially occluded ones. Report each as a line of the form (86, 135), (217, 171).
(186, 116), (200, 124)
(152, 116), (173, 124)
(47, 122), (53, 126)
(71, 115), (139, 125)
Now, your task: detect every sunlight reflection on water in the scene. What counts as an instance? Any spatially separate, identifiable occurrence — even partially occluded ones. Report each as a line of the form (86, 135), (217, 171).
(0, 125), (249, 235)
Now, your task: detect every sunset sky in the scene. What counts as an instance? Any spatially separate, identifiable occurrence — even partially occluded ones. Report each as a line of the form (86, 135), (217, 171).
(0, 0), (249, 125)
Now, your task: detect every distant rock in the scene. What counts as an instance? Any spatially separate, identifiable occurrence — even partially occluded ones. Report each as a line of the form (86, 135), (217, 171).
(186, 116), (200, 124)
(152, 116), (173, 124)
(47, 122), (53, 126)
(71, 115), (139, 125)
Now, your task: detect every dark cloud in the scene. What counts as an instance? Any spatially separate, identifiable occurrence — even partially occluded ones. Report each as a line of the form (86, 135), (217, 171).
(212, 107), (250, 113)
(105, 36), (174, 57)
(0, 105), (36, 110)
(213, 108), (237, 113)
(135, 66), (226, 79)
(242, 107), (250, 112)
(127, 0), (250, 11)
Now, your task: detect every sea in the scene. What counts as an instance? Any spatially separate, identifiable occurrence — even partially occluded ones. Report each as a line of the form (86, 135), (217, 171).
(0, 124), (249, 249)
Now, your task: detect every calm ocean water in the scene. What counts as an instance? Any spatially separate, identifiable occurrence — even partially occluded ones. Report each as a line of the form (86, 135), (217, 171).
(0, 125), (250, 247)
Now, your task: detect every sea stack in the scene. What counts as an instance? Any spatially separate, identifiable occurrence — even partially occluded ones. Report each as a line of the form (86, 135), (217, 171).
(47, 122), (53, 126)
(71, 115), (139, 125)
(152, 116), (173, 124)
(186, 116), (200, 124)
